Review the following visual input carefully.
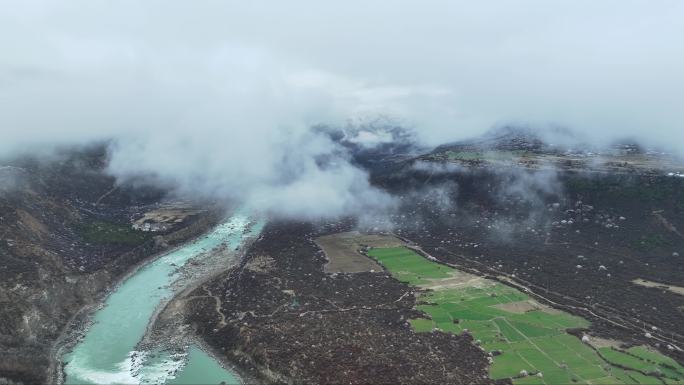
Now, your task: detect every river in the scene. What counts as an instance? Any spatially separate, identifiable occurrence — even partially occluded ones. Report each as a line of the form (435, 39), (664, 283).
(62, 211), (263, 384)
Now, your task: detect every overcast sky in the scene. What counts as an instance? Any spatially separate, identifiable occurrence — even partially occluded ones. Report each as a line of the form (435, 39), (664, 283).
(1, 1), (683, 216)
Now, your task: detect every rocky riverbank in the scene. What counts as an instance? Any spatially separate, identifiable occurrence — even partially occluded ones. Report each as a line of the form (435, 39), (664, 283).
(136, 219), (262, 384)
(48, 209), (224, 385)
(0, 146), (226, 384)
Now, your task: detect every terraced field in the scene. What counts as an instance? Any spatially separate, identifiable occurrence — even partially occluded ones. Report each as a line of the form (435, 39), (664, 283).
(367, 247), (684, 384)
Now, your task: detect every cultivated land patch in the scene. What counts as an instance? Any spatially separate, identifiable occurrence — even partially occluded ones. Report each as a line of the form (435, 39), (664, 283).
(632, 278), (684, 297)
(493, 300), (553, 314)
(314, 231), (403, 273)
(586, 337), (624, 350)
(75, 220), (151, 246)
(367, 246), (684, 385)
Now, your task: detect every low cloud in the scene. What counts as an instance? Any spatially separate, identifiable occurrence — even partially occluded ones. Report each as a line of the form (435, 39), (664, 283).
(0, 166), (27, 195)
(1, 1), (683, 217)
(108, 127), (395, 219)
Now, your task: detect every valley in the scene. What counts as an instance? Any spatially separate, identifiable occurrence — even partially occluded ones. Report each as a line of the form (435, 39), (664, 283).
(3, 4), (683, 384)
(2, 131), (684, 385)
(0, 146), (221, 384)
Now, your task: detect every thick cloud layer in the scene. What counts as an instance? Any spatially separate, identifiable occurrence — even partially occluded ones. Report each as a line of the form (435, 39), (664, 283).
(1, 1), (683, 216)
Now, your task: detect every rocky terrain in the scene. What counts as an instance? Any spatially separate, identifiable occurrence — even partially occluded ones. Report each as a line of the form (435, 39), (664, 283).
(180, 128), (684, 384)
(0, 146), (218, 385)
(4, 129), (684, 384)
(374, 132), (684, 363)
(182, 221), (492, 384)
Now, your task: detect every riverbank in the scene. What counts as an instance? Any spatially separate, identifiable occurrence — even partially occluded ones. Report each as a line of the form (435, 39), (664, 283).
(48, 209), (224, 385)
(138, 218), (264, 384)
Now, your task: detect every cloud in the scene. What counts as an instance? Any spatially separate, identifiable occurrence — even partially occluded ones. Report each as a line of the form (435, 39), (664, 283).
(1, 0), (683, 216)
(0, 166), (27, 195)
(107, 124), (395, 219)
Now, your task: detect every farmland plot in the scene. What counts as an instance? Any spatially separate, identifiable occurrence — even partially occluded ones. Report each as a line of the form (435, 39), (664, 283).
(367, 247), (684, 385)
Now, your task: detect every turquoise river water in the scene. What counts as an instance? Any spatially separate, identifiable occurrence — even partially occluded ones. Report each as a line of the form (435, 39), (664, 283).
(62, 211), (263, 384)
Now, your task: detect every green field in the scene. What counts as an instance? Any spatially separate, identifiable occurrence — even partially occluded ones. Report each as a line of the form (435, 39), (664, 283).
(367, 247), (683, 385)
(436, 150), (524, 162)
(76, 221), (151, 246)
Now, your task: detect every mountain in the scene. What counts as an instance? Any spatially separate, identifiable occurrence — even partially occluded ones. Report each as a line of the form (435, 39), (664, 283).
(0, 146), (217, 384)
